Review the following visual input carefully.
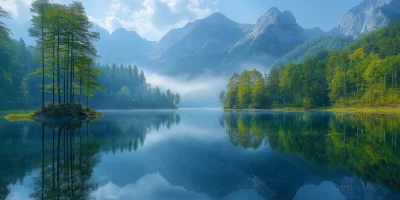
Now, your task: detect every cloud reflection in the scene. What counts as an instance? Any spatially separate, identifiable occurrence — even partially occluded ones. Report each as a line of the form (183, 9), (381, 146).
(91, 173), (212, 200)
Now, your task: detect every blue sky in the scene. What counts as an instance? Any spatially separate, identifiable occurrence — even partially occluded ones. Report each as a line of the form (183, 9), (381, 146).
(0, 0), (363, 41)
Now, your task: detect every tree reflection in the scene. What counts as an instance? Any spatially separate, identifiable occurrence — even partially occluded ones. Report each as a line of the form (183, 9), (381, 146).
(88, 111), (180, 153)
(221, 112), (400, 191)
(222, 111), (266, 149)
(0, 111), (180, 199)
(30, 120), (100, 200)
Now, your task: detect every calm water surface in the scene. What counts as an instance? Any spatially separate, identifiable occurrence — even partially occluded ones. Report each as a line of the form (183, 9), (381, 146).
(1, 109), (400, 200)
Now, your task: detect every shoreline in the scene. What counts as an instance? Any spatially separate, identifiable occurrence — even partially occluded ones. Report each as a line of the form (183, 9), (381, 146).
(223, 107), (400, 114)
(2, 103), (104, 122)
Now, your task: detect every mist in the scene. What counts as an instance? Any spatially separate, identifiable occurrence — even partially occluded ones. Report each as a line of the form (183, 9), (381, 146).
(145, 71), (228, 108)
(143, 61), (272, 108)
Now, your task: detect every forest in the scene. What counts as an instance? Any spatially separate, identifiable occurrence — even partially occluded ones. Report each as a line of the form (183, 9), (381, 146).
(220, 23), (400, 109)
(91, 63), (180, 109)
(0, 2), (179, 111)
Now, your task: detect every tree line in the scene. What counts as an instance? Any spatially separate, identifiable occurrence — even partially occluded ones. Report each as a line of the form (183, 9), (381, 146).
(220, 23), (400, 108)
(91, 63), (180, 109)
(0, 6), (40, 110)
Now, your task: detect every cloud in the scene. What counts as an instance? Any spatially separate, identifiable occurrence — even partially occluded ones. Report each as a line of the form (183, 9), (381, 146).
(1, 0), (217, 40)
(89, 0), (216, 41)
(0, 0), (33, 20)
(91, 173), (212, 200)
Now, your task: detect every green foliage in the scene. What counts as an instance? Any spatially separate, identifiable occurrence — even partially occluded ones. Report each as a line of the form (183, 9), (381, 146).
(91, 63), (180, 109)
(274, 35), (354, 66)
(1, 1), (177, 111)
(224, 69), (268, 109)
(223, 23), (400, 108)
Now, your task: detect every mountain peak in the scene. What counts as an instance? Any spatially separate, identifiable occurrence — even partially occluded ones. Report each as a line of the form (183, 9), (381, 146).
(198, 12), (237, 26)
(111, 28), (143, 39)
(266, 7), (281, 14)
(253, 8), (297, 35)
(305, 27), (327, 38)
(207, 12), (229, 20)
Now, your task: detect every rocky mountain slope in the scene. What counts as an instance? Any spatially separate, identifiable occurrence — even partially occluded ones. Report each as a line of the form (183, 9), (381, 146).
(332, 0), (400, 36)
(223, 7), (308, 66)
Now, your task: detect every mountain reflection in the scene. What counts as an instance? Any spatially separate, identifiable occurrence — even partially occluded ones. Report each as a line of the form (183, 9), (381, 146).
(221, 111), (400, 192)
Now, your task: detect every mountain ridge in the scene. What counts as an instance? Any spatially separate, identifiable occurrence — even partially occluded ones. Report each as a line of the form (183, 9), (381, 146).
(5, 0), (400, 75)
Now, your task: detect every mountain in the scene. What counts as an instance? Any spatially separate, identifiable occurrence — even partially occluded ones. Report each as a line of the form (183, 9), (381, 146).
(273, 35), (354, 66)
(305, 27), (327, 38)
(150, 13), (252, 74)
(332, 0), (400, 36)
(224, 7), (308, 66)
(95, 26), (156, 65)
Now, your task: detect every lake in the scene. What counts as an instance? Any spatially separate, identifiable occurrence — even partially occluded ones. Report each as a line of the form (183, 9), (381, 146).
(1, 109), (400, 200)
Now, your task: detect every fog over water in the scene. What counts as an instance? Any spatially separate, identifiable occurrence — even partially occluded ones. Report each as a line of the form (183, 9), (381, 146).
(143, 61), (271, 107)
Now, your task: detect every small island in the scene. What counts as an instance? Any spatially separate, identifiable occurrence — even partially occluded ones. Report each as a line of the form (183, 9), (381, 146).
(33, 103), (103, 119)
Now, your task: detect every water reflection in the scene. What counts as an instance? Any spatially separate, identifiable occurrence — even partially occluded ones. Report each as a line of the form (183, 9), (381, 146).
(221, 111), (400, 194)
(1, 110), (400, 200)
(0, 110), (180, 199)
(28, 120), (100, 199)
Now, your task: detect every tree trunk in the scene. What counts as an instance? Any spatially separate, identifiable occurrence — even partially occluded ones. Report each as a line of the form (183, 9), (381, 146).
(70, 31), (74, 103)
(356, 73), (359, 97)
(52, 41), (55, 104)
(79, 71), (82, 103)
(57, 17), (61, 104)
(41, 4), (45, 107)
(87, 66), (90, 108)
(66, 35), (70, 104)
(343, 73), (346, 103)
(63, 51), (66, 104)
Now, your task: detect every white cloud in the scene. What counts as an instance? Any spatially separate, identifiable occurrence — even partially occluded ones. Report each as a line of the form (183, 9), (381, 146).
(2, 0), (217, 40)
(89, 0), (216, 41)
(91, 173), (212, 200)
(0, 0), (20, 17)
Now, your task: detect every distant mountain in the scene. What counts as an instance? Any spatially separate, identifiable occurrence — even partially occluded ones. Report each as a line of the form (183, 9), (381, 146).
(150, 13), (252, 73)
(332, 0), (400, 36)
(224, 7), (308, 66)
(7, 0), (400, 76)
(273, 35), (354, 66)
(305, 27), (327, 38)
(95, 26), (156, 65)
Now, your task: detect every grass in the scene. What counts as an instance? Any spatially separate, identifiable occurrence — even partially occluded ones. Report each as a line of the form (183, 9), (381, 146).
(4, 112), (35, 121)
(0, 110), (33, 117)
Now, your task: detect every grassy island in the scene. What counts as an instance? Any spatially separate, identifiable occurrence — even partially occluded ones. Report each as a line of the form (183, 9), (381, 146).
(33, 103), (103, 119)
(3, 103), (103, 121)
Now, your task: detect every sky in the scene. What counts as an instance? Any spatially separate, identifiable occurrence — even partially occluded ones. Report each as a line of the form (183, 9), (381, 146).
(0, 0), (364, 41)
